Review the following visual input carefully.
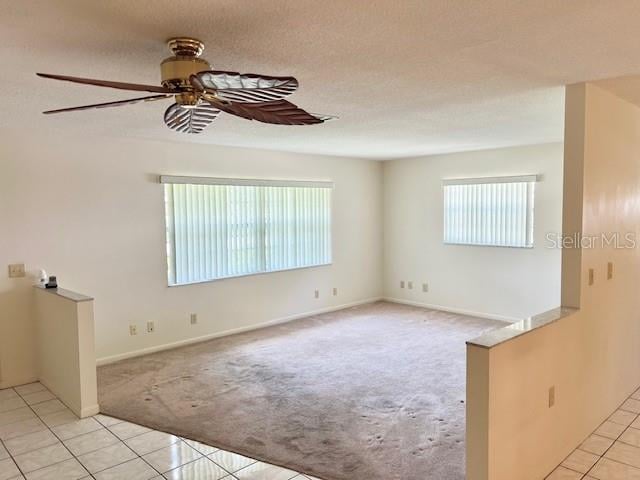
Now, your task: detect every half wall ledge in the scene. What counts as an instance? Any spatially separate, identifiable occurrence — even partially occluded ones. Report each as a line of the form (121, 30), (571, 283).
(466, 306), (579, 349)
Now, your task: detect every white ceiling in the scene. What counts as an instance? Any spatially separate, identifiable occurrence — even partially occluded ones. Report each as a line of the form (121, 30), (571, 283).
(2, 1), (640, 159)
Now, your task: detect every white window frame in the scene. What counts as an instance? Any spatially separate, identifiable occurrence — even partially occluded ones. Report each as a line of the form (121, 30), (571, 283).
(442, 175), (537, 248)
(161, 175), (333, 286)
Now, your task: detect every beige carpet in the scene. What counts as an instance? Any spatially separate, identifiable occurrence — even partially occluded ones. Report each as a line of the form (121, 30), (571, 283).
(98, 301), (504, 480)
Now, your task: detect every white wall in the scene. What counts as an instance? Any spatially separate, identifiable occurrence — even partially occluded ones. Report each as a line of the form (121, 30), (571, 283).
(383, 143), (563, 321)
(0, 132), (565, 388)
(0, 132), (383, 386)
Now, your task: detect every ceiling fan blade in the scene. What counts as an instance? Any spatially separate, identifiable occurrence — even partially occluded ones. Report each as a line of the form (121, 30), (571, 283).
(37, 73), (176, 94)
(164, 101), (220, 134)
(42, 94), (172, 114)
(206, 98), (324, 126)
(195, 71), (298, 103)
(311, 113), (339, 122)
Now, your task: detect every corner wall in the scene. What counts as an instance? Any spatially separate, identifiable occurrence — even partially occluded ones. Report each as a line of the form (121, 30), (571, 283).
(0, 133), (383, 386)
(467, 83), (640, 480)
(382, 143), (563, 321)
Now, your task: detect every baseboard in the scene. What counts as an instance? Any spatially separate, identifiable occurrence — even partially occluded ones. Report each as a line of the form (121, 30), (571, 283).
(97, 297), (383, 366)
(80, 404), (100, 418)
(0, 375), (38, 390)
(382, 297), (518, 323)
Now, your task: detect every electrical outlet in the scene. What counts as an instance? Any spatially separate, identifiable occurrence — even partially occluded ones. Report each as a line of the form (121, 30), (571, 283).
(129, 325), (138, 336)
(607, 262), (613, 280)
(400, 281), (405, 289)
(588, 268), (595, 286)
(8, 263), (25, 278)
(147, 321), (155, 333)
(190, 313), (198, 325)
(408, 281), (413, 290)
(314, 289), (320, 299)
(333, 287), (338, 296)
(422, 283), (429, 293)
(548, 386), (555, 408)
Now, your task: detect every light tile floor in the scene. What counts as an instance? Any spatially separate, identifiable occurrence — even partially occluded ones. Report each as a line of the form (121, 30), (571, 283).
(0, 383), (320, 480)
(6, 382), (639, 480)
(547, 386), (640, 479)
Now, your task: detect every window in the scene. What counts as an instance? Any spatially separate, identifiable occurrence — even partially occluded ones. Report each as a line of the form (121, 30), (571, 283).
(162, 176), (332, 285)
(443, 175), (536, 248)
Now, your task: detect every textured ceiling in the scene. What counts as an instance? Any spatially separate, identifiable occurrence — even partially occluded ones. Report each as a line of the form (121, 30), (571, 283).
(2, 1), (640, 159)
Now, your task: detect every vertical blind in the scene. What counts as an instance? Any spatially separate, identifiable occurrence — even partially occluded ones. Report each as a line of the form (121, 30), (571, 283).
(162, 176), (332, 285)
(443, 175), (536, 248)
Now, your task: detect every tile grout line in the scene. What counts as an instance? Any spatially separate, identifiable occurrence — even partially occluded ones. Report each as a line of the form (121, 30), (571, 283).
(5, 383), (327, 480)
(0, 431), (27, 480)
(5, 384), (170, 480)
(616, 424), (640, 449)
(63, 415), (165, 478)
(549, 387), (640, 479)
(2, 387), (68, 480)
(581, 391), (640, 478)
(13, 385), (98, 479)
(583, 426), (640, 474)
(99, 418), (257, 478)
(2, 387), (47, 480)
(101, 420), (187, 477)
(3, 388), (239, 480)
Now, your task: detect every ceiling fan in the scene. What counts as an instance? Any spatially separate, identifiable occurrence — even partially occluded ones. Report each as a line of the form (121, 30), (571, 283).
(37, 37), (335, 134)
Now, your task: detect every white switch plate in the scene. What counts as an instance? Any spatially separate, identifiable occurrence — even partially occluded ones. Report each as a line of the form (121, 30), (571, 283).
(147, 321), (155, 333)
(422, 283), (429, 293)
(408, 281), (413, 290)
(314, 289), (320, 299)
(400, 281), (405, 289)
(8, 263), (25, 278)
(190, 313), (198, 325)
(129, 325), (138, 336)
(333, 287), (338, 296)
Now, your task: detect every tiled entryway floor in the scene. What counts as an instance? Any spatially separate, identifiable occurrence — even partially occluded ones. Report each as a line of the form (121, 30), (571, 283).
(0, 383), (319, 480)
(547, 386), (640, 479)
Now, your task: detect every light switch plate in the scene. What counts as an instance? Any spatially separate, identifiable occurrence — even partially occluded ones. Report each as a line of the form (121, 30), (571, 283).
(190, 313), (198, 325)
(400, 281), (405, 289)
(333, 287), (338, 296)
(422, 283), (429, 293)
(147, 321), (155, 333)
(408, 281), (413, 290)
(314, 289), (319, 299)
(8, 263), (25, 278)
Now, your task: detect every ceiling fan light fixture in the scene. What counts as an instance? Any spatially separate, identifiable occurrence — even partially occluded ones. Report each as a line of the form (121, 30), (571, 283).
(161, 37), (211, 90)
(174, 92), (200, 108)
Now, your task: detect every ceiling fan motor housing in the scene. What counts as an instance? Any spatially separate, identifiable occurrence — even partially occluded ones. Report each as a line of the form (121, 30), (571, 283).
(161, 37), (210, 106)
